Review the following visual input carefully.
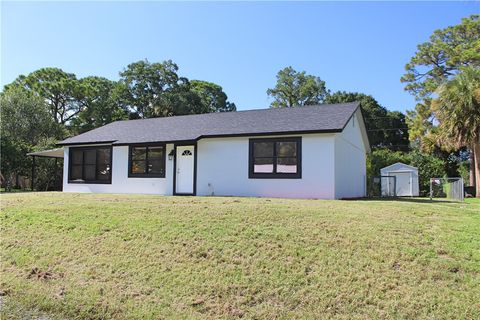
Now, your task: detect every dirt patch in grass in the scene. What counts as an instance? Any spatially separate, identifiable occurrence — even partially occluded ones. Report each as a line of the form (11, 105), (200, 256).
(27, 268), (56, 281)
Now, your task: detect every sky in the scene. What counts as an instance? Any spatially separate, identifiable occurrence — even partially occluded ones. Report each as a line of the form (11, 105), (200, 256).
(1, 1), (478, 113)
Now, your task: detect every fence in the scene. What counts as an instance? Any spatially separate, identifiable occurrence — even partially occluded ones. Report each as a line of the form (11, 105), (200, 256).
(369, 176), (396, 197)
(429, 178), (464, 202)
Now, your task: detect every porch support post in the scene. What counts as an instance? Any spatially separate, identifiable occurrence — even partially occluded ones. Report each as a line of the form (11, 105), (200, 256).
(54, 158), (58, 190)
(31, 155), (36, 191)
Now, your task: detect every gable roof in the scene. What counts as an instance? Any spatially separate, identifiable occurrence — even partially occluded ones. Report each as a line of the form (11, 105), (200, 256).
(381, 162), (418, 172)
(58, 102), (362, 146)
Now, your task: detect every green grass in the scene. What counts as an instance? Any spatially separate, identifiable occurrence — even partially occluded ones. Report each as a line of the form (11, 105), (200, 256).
(0, 187), (32, 193)
(1, 193), (479, 319)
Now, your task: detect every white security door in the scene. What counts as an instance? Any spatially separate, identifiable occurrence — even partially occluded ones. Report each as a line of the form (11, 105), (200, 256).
(392, 172), (411, 196)
(175, 145), (195, 194)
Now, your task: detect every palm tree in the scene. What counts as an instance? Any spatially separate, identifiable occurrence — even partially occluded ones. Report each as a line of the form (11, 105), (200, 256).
(432, 67), (480, 197)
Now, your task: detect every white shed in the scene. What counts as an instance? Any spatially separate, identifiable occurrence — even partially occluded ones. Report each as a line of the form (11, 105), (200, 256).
(380, 162), (419, 197)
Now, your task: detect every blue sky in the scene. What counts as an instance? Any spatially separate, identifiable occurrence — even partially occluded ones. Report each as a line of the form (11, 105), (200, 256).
(1, 1), (478, 112)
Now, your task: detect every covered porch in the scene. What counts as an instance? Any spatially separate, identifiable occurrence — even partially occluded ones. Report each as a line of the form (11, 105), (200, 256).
(27, 148), (64, 191)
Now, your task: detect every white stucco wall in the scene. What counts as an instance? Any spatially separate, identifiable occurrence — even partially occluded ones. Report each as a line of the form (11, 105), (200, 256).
(63, 144), (174, 195)
(62, 128), (368, 199)
(334, 111), (367, 199)
(196, 134), (336, 199)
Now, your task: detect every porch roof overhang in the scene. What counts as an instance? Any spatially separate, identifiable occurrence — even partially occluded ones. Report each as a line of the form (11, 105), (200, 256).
(27, 148), (64, 158)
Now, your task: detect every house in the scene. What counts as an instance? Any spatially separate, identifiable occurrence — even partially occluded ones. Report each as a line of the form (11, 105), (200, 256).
(57, 102), (370, 199)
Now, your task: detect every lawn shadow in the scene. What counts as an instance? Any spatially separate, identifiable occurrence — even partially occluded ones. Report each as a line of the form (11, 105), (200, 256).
(344, 197), (461, 204)
(0, 189), (35, 194)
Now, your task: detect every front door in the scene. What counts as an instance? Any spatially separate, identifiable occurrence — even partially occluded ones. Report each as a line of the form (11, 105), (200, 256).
(175, 145), (195, 194)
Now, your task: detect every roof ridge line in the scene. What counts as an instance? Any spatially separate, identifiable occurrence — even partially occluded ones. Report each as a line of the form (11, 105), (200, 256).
(113, 102), (360, 123)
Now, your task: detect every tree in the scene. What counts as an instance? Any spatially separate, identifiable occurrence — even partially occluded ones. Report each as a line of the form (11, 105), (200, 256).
(119, 60), (236, 118)
(325, 91), (409, 150)
(161, 81), (204, 116)
(401, 15), (480, 99)
(119, 59), (186, 118)
(5, 68), (83, 124)
(190, 80), (236, 113)
(0, 88), (63, 146)
(0, 88), (64, 186)
(70, 77), (129, 134)
(383, 111), (409, 151)
(402, 15), (480, 194)
(409, 150), (447, 197)
(267, 67), (327, 108)
(432, 67), (480, 196)
(405, 100), (434, 150)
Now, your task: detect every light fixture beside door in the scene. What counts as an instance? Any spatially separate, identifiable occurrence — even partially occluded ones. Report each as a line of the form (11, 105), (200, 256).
(168, 149), (174, 161)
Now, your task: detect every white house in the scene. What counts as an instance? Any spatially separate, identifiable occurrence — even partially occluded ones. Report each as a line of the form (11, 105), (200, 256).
(58, 102), (370, 199)
(380, 162), (419, 197)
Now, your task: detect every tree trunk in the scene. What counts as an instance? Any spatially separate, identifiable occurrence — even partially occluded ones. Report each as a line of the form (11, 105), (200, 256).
(474, 142), (480, 198)
(470, 150), (476, 187)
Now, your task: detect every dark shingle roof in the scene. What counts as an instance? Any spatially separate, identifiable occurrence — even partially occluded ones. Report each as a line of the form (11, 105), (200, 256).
(58, 102), (360, 145)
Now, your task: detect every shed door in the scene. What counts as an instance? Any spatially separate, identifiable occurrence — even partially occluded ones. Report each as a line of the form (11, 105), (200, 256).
(391, 172), (411, 196)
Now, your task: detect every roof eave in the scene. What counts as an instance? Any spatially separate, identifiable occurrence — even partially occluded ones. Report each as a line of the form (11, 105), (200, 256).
(58, 129), (343, 147)
(56, 140), (117, 147)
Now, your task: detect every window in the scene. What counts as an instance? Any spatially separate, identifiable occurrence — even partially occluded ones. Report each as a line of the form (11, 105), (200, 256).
(128, 144), (166, 178)
(249, 137), (301, 179)
(182, 150), (192, 156)
(69, 146), (112, 183)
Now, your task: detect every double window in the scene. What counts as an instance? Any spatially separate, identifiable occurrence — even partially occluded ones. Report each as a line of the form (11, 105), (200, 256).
(249, 137), (301, 179)
(128, 144), (166, 178)
(69, 146), (112, 183)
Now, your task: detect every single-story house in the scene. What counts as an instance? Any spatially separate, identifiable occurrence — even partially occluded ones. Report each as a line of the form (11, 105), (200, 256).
(57, 102), (370, 199)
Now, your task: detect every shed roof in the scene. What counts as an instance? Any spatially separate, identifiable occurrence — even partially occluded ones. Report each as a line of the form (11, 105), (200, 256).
(58, 102), (361, 146)
(380, 162), (418, 172)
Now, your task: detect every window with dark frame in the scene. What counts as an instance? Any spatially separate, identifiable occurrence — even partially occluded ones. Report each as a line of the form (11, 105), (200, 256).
(69, 147), (111, 183)
(129, 145), (166, 178)
(249, 137), (301, 179)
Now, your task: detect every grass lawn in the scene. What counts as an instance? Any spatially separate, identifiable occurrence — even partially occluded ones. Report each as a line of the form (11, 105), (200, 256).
(0, 188), (32, 193)
(0, 193), (479, 319)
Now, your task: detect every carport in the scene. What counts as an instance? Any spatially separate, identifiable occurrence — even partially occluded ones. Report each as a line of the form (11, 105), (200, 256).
(27, 148), (64, 191)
